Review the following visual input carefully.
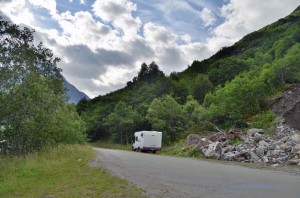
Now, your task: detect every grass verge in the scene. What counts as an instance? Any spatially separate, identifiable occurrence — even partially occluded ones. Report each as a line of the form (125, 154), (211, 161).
(0, 144), (144, 198)
(162, 140), (202, 158)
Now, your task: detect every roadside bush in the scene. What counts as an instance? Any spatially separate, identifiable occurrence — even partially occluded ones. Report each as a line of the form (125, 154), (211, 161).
(0, 18), (86, 156)
(249, 111), (279, 135)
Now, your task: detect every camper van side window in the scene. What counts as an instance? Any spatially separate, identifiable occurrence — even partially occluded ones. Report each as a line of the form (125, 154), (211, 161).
(135, 136), (138, 142)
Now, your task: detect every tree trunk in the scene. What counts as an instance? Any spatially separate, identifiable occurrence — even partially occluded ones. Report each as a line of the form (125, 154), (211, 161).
(120, 132), (123, 145)
(125, 131), (129, 145)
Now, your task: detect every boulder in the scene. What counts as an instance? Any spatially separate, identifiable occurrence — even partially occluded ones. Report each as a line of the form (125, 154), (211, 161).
(203, 142), (222, 158)
(292, 134), (300, 144)
(250, 152), (260, 161)
(279, 136), (289, 143)
(292, 144), (300, 153)
(248, 128), (264, 135)
(238, 150), (251, 160)
(267, 149), (280, 158)
(279, 143), (289, 151)
(275, 156), (288, 164)
(255, 147), (265, 157)
(253, 136), (264, 143)
(263, 156), (269, 163)
(223, 152), (239, 161)
(194, 138), (212, 150)
(258, 140), (270, 149)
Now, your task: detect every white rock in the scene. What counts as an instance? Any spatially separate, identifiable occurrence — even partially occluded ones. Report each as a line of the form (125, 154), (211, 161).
(263, 156), (269, 163)
(203, 142), (222, 158)
(292, 134), (300, 143)
(248, 128), (264, 134)
(258, 140), (270, 149)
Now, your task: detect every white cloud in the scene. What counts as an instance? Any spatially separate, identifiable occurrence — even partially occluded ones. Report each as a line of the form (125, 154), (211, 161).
(143, 22), (212, 74)
(53, 11), (119, 51)
(207, 0), (300, 51)
(143, 22), (177, 46)
(199, 8), (216, 27)
(92, 66), (134, 87)
(0, 0), (35, 26)
(181, 34), (192, 43)
(2, 0), (299, 98)
(92, 0), (141, 37)
(28, 0), (57, 16)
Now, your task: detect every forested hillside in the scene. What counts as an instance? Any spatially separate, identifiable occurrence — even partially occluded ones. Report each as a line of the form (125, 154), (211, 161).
(78, 6), (300, 145)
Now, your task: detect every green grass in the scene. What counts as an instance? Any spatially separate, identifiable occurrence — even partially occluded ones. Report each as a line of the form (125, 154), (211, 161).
(0, 144), (144, 198)
(162, 140), (202, 158)
(90, 140), (132, 151)
(249, 110), (280, 136)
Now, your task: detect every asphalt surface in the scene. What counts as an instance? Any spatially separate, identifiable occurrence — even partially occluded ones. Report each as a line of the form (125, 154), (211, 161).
(91, 147), (300, 198)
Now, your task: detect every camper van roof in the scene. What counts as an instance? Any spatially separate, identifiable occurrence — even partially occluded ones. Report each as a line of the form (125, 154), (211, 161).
(135, 131), (162, 134)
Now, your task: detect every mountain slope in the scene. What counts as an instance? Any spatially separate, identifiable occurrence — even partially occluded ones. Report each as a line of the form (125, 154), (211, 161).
(63, 77), (89, 104)
(183, 5), (300, 83)
(78, 6), (300, 142)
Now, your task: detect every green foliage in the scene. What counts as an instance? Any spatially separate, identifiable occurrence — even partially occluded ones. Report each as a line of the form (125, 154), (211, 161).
(105, 102), (139, 144)
(204, 73), (268, 126)
(162, 140), (201, 157)
(191, 75), (214, 103)
(146, 95), (185, 144)
(0, 19), (86, 156)
(208, 58), (250, 86)
(146, 95), (205, 144)
(227, 138), (243, 146)
(129, 61), (165, 85)
(250, 111), (279, 135)
(81, 63), (171, 142)
(183, 96), (206, 127)
(171, 74), (213, 104)
(271, 44), (300, 85)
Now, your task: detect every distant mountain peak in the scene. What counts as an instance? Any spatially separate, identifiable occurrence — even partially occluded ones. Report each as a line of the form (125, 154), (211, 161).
(62, 76), (89, 104)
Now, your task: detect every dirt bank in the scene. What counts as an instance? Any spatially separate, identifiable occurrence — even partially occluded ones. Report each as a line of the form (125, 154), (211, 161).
(273, 83), (300, 130)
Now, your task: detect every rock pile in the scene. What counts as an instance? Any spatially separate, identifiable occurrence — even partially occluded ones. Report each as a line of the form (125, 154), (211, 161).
(187, 127), (300, 166)
(186, 83), (300, 166)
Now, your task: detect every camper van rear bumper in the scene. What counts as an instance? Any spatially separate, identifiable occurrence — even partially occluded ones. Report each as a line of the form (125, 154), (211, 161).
(142, 147), (161, 151)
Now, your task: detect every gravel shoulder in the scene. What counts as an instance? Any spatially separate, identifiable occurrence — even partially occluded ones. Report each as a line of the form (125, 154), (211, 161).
(90, 147), (300, 198)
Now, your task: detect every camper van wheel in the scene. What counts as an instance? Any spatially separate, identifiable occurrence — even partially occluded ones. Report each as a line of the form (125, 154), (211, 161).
(152, 151), (156, 154)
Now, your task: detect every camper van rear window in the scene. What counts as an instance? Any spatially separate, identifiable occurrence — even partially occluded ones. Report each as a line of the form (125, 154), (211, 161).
(141, 133), (143, 137)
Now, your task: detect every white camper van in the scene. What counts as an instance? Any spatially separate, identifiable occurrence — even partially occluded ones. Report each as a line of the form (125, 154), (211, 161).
(132, 131), (162, 153)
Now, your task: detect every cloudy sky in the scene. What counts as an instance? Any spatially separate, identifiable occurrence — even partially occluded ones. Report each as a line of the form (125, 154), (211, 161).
(1, 0), (299, 98)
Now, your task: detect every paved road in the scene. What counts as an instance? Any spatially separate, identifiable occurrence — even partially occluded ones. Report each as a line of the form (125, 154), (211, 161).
(91, 147), (300, 198)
